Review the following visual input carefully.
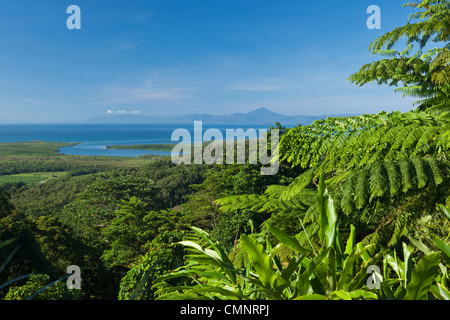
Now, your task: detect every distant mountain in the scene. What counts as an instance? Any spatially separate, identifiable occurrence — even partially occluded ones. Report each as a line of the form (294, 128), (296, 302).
(83, 108), (357, 126)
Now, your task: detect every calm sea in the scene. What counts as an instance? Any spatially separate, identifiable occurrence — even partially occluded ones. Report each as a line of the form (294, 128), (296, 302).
(0, 123), (271, 157)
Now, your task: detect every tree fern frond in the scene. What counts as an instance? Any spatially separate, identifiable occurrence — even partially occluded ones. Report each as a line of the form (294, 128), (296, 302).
(369, 164), (388, 202)
(425, 156), (445, 186)
(384, 161), (402, 197)
(411, 157), (430, 188)
(354, 170), (370, 210)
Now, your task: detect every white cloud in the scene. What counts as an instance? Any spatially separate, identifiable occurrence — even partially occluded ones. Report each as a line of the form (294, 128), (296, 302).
(106, 109), (137, 114)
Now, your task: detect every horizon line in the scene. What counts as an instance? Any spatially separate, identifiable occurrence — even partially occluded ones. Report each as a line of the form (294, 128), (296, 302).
(0, 108), (363, 125)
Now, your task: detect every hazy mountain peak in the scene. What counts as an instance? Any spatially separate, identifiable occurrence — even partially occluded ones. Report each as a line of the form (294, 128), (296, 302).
(83, 108), (354, 125)
(245, 108), (280, 116)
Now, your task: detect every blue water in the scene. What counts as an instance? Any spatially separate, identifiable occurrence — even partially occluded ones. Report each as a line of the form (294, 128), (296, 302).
(0, 124), (271, 157)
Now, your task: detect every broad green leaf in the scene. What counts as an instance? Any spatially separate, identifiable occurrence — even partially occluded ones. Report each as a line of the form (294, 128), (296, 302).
(338, 225), (357, 277)
(190, 226), (216, 246)
(334, 228), (345, 260)
(356, 242), (371, 263)
(240, 234), (277, 289)
(317, 175), (337, 248)
(294, 294), (328, 300)
(437, 204), (450, 222)
(430, 283), (450, 300)
(386, 251), (406, 284)
(348, 289), (378, 300)
(347, 251), (385, 292)
(271, 246), (284, 274)
(432, 236), (450, 259)
(407, 236), (433, 255)
(189, 227), (232, 266)
(297, 249), (329, 295)
(325, 192), (337, 249)
(403, 243), (413, 287)
(337, 244), (375, 291)
(188, 227), (237, 284)
(326, 249), (336, 295)
(177, 241), (221, 261)
(266, 223), (309, 254)
(394, 285), (406, 300)
(344, 225), (357, 258)
(404, 252), (441, 300)
(381, 279), (402, 299)
(279, 254), (306, 287)
(331, 290), (352, 300)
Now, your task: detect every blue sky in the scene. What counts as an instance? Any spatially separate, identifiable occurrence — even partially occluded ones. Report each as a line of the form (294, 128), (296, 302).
(0, 1), (420, 123)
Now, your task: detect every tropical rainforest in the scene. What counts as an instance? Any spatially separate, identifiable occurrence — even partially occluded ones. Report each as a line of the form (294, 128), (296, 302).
(1, 0), (450, 301)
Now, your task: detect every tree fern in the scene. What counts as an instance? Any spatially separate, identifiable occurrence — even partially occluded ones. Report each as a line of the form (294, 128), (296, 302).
(216, 111), (449, 253)
(212, 0), (450, 253)
(350, 0), (450, 113)
(278, 113), (448, 200)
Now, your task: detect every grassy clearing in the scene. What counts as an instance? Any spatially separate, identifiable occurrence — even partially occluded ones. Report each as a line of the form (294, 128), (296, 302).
(0, 172), (68, 185)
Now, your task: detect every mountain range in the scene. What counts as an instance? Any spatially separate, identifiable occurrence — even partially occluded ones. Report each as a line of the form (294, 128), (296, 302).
(83, 108), (357, 126)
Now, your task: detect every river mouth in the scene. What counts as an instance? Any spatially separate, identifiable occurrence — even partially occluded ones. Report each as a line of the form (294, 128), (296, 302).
(58, 143), (173, 157)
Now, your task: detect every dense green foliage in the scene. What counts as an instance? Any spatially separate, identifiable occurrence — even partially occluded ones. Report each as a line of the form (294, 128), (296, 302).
(0, 0), (449, 301)
(152, 178), (450, 300)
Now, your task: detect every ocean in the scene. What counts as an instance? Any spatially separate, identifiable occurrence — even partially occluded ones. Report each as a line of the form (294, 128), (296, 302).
(0, 123), (272, 157)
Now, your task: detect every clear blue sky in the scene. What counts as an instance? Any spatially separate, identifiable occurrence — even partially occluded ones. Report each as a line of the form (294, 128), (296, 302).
(0, 0), (419, 123)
